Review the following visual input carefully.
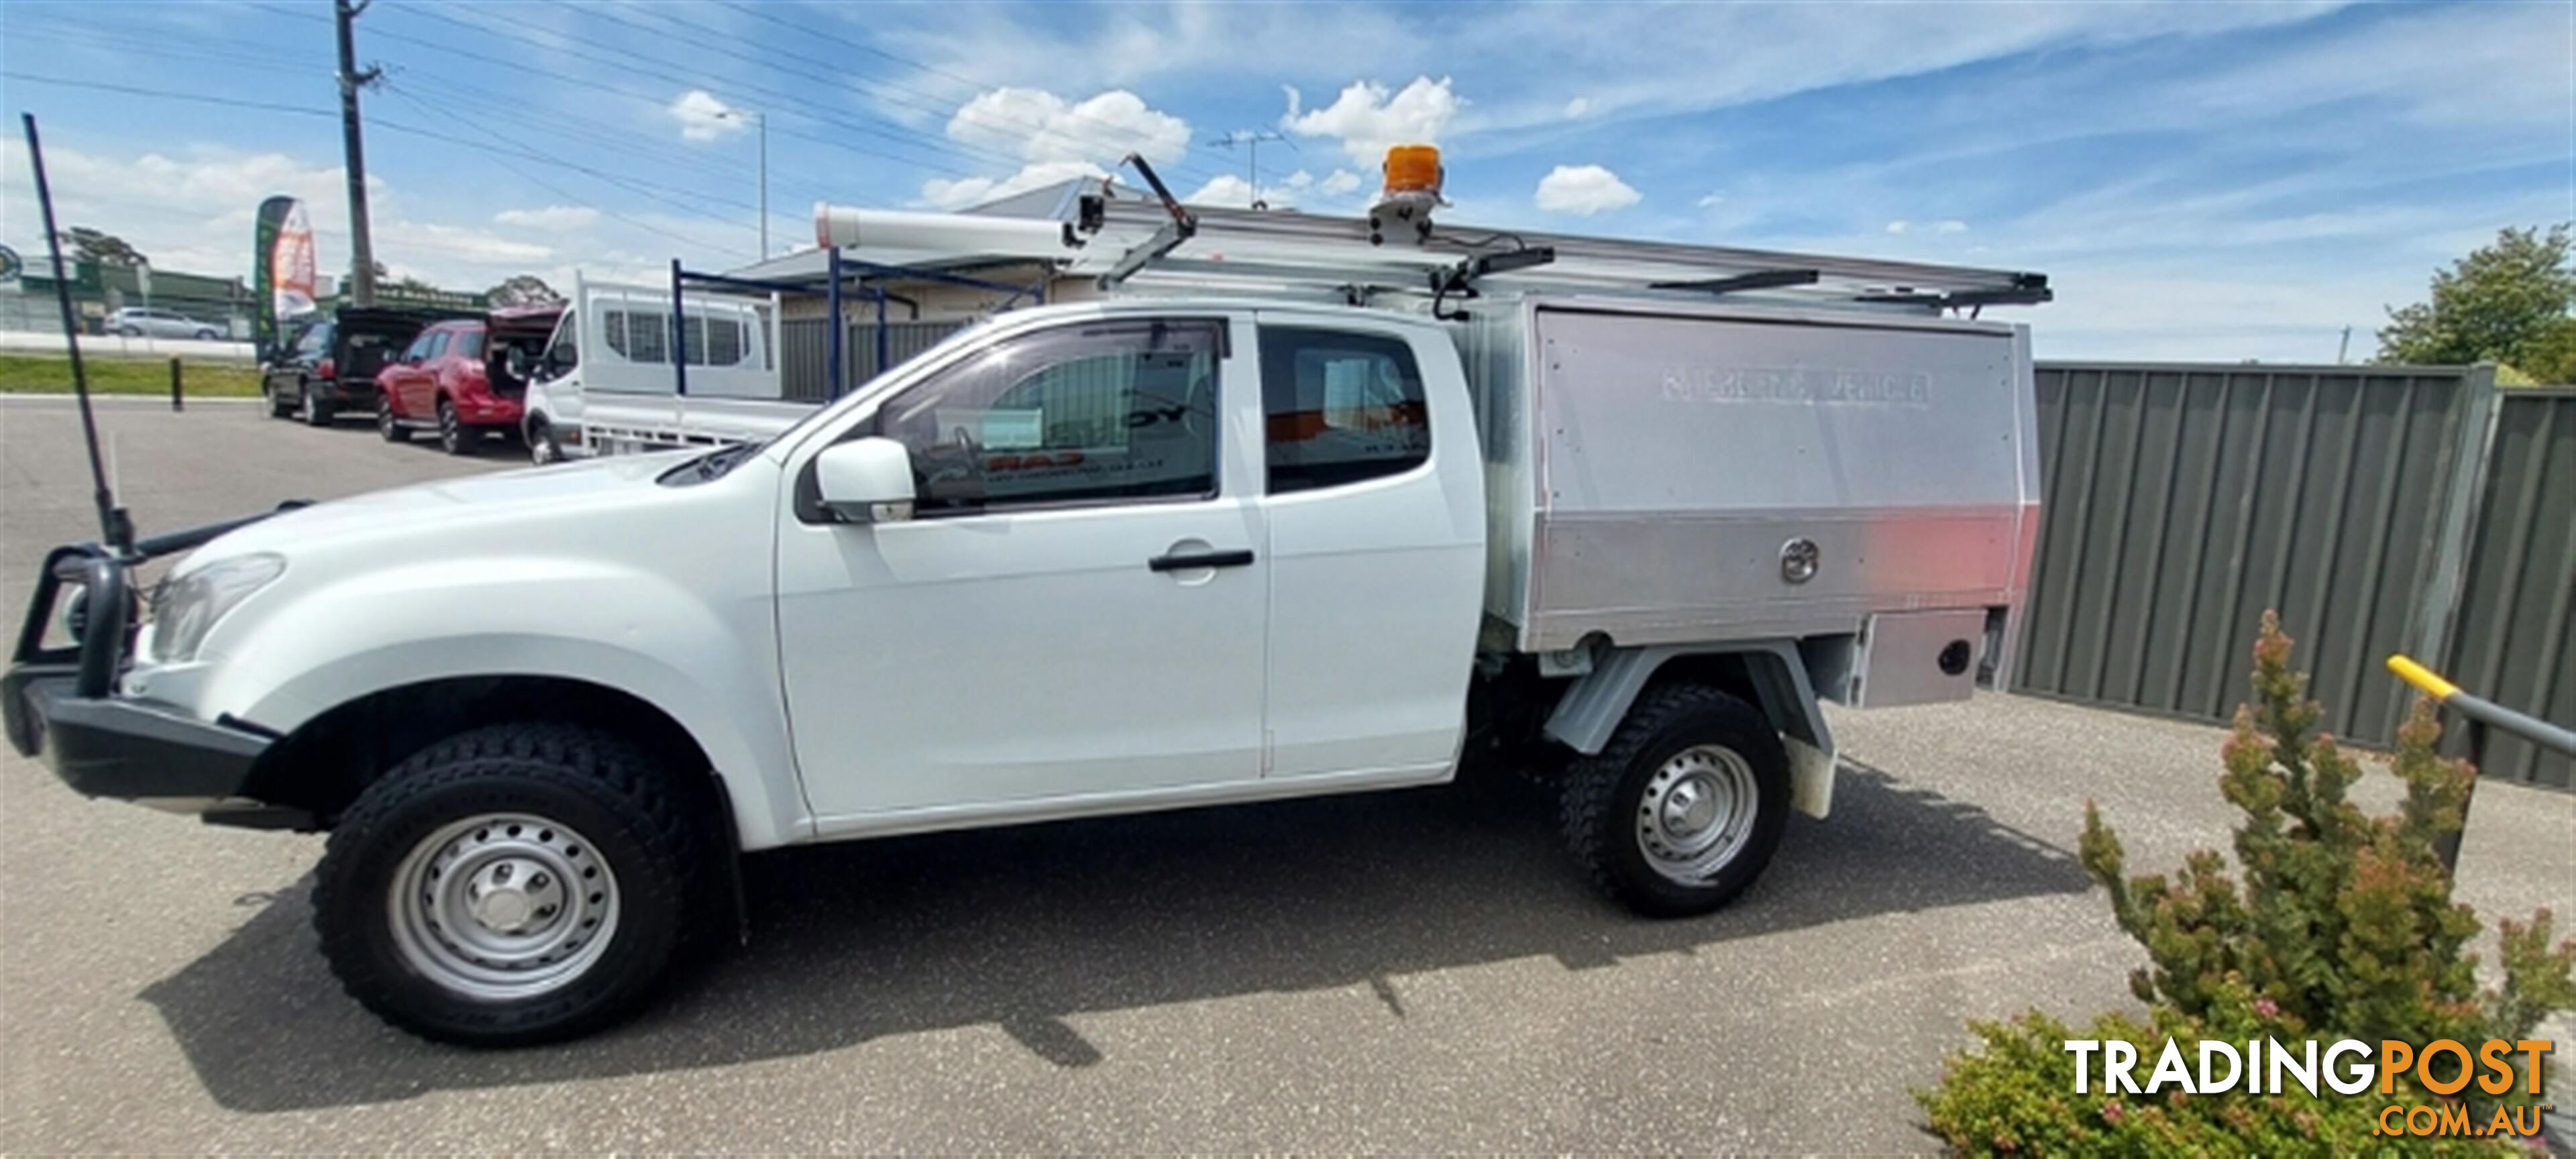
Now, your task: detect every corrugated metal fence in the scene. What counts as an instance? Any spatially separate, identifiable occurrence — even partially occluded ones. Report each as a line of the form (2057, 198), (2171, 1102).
(2017, 364), (2571, 788)
(778, 318), (971, 402)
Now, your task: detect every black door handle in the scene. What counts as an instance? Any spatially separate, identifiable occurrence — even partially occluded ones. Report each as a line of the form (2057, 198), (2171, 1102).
(1148, 548), (1255, 572)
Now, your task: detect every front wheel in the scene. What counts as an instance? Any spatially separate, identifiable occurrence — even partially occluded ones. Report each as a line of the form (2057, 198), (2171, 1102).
(1559, 683), (1791, 918)
(526, 416), (564, 465)
(265, 382), (291, 419)
(378, 398), (411, 443)
(313, 724), (708, 1046)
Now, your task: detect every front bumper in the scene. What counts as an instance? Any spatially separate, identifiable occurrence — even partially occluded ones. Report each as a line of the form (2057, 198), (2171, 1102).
(10, 515), (306, 824)
(3, 663), (269, 801)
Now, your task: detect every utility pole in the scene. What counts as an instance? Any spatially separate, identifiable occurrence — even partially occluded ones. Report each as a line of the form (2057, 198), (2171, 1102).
(2337, 325), (2353, 364)
(335, 0), (382, 307)
(1208, 129), (1293, 208)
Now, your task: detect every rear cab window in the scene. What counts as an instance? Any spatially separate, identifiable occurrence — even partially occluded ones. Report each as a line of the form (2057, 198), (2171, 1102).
(1258, 326), (1431, 493)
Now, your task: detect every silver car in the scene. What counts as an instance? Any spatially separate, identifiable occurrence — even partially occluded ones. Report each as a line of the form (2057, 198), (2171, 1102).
(105, 307), (226, 340)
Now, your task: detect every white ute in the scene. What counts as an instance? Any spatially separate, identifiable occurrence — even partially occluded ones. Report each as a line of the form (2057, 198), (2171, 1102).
(5, 170), (2045, 1045)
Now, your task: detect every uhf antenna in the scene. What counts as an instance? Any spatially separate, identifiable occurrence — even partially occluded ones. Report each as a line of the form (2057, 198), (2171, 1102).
(21, 113), (131, 555)
(1205, 129), (1295, 209)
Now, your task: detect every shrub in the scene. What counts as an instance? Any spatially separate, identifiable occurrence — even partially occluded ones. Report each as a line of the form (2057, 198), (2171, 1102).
(1917, 614), (2575, 1155)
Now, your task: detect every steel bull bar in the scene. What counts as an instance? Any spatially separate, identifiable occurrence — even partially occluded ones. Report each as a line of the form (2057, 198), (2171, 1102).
(4, 504), (307, 800)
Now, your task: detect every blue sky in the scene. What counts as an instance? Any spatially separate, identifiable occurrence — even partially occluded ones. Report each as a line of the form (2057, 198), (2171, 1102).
(2, 0), (2568, 359)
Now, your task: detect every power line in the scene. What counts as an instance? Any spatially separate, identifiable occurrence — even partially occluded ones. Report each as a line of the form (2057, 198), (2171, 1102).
(716, 0), (1228, 182)
(383, 1), (1022, 179)
(374, 85), (746, 255)
(2, 72), (751, 262)
(600, 1), (1228, 188)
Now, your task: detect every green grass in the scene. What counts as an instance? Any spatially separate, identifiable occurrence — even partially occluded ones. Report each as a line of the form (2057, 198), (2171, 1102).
(0, 353), (265, 398)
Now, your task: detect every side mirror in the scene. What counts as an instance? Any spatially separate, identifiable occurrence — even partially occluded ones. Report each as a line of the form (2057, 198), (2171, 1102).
(814, 437), (916, 524)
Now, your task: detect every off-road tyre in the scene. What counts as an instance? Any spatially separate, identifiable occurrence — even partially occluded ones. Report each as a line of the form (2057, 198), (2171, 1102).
(313, 723), (710, 1047)
(1558, 683), (1791, 918)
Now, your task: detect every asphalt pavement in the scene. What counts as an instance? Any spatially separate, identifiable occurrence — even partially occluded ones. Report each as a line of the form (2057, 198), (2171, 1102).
(1, 396), (2569, 1151)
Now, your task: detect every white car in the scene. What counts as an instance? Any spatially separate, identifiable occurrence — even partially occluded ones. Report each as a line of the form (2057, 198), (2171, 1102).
(106, 307), (225, 340)
(8, 292), (2041, 1046)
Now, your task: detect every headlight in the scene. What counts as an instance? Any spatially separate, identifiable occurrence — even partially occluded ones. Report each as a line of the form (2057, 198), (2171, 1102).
(148, 553), (286, 663)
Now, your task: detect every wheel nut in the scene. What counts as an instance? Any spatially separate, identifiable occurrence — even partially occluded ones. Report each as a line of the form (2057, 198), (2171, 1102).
(529, 873), (549, 889)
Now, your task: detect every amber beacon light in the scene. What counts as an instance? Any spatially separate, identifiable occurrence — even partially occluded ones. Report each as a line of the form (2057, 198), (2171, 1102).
(1368, 144), (1448, 245)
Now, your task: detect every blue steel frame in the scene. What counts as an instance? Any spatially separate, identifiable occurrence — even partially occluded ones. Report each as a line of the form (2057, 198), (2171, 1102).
(666, 254), (1049, 400)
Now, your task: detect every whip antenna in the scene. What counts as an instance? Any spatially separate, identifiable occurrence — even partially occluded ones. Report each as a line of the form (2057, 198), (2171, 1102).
(20, 113), (131, 554)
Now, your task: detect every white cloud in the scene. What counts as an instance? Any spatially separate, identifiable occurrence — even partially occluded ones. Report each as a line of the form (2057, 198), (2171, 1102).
(1281, 170), (1313, 190)
(1886, 220), (1910, 234)
(1695, 192), (1725, 209)
(1318, 169), (1364, 196)
(494, 205), (601, 231)
(1933, 219), (1969, 234)
(916, 159), (1109, 212)
(915, 87), (1191, 211)
(1185, 174), (1258, 207)
(1533, 164), (1641, 215)
(949, 87), (1190, 164)
(669, 89), (746, 142)
(1281, 76), (1462, 166)
(1564, 97), (1592, 119)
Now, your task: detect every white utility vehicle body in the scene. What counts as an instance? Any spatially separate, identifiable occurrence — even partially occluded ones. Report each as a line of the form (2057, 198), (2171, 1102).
(7, 170), (2045, 1044)
(517, 273), (794, 462)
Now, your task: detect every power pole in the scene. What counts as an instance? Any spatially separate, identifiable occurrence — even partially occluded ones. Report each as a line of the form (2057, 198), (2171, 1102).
(2337, 325), (2352, 364)
(335, 0), (382, 307)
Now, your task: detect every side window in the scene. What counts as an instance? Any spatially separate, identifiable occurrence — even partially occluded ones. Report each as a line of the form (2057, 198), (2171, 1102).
(455, 329), (487, 359)
(706, 316), (744, 366)
(1259, 327), (1430, 493)
(400, 333), (434, 363)
(294, 324), (330, 357)
(545, 315), (580, 374)
(424, 331), (452, 360)
(875, 319), (1224, 514)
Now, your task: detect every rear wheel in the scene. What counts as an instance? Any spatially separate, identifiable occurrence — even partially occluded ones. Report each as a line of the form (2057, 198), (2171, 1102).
(301, 388), (335, 427)
(438, 398), (472, 455)
(195, 328), (221, 341)
(378, 398), (411, 443)
(313, 723), (708, 1046)
(1559, 683), (1791, 918)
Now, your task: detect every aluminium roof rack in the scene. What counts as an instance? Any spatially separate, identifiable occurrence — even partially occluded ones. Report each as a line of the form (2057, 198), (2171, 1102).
(1059, 158), (2049, 315)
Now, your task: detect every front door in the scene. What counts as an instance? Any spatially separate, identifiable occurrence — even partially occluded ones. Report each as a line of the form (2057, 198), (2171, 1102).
(775, 315), (1269, 823)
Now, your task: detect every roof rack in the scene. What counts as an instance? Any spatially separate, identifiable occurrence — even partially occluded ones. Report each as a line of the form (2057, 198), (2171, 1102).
(1061, 159), (2049, 314)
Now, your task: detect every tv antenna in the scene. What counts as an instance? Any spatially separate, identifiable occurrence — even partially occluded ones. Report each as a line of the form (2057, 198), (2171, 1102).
(1205, 129), (1296, 209)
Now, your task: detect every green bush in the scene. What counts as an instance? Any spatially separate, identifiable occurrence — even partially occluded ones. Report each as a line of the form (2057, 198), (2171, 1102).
(1918, 614), (2575, 1155)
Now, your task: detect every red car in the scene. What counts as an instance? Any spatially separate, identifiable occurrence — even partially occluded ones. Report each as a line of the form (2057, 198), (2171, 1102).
(376, 307), (562, 455)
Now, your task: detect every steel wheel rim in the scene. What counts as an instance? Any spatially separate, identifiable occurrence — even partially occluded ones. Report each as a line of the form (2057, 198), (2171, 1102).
(1634, 744), (1759, 884)
(378, 403), (395, 436)
(530, 425), (555, 464)
(440, 406), (459, 450)
(388, 812), (619, 1000)
(302, 393), (318, 422)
